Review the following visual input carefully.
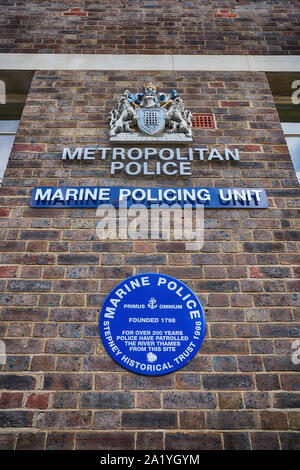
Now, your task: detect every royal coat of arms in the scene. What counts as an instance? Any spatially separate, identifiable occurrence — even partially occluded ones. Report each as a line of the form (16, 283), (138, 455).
(108, 83), (193, 142)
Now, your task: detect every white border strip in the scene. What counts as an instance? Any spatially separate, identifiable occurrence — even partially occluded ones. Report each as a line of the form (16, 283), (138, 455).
(0, 54), (299, 71)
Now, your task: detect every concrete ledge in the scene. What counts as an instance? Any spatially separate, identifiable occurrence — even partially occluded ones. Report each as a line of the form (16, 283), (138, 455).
(110, 133), (193, 143)
(0, 54), (299, 71)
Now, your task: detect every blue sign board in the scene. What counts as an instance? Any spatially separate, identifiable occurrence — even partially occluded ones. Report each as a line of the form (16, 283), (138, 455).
(99, 273), (206, 376)
(30, 186), (268, 209)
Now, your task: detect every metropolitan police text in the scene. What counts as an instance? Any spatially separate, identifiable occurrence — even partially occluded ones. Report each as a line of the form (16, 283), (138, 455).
(62, 146), (240, 176)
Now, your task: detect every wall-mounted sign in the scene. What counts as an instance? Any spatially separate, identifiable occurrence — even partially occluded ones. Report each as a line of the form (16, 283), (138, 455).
(30, 186), (268, 209)
(62, 146), (240, 176)
(108, 82), (193, 143)
(99, 273), (206, 376)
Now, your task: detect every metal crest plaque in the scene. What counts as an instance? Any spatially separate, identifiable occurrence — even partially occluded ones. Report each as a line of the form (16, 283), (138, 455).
(108, 82), (193, 142)
(137, 107), (166, 135)
(99, 273), (206, 376)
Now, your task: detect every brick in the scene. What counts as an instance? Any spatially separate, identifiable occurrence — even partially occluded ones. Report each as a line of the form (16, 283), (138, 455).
(281, 374), (300, 391)
(174, 373), (201, 389)
(179, 411), (205, 429)
(259, 323), (300, 338)
(46, 432), (75, 450)
(0, 208), (10, 217)
(25, 393), (49, 409)
(0, 410), (33, 427)
(16, 432), (46, 450)
(218, 392), (243, 410)
(82, 356), (123, 372)
(122, 411), (177, 429)
(238, 356), (263, 372)
(280, 432), (300, 450)
(12, 143), (45, 152)
(124, 254), (166, 265)
(288, 412), (300, 430)
(203, 374), (254, 390)
(54, 279), (98, 293)
(245, 393), (270, 409)
(0, 266), (18, 277)
(207, 411), (258, 430)
(136, 392), (161, 409)
(20, 230), (59, 240)
(0, 434), (16, 449)
(94, 374), (120, 390)
(243, 242), (285, 253)
(180, 355), (212, 372)
(256, 374), (280, 391)
(251, 432), (280, 450)
(58, 254), (99, 265)
(208, 294), (229, 306)
(7, 322), (32, 336)
(31, 356), (56, 371)
(195, 280), (240, 292)
(136, 432), (164, 450)
(134, 241), (156, 253)
(45, 339), (94, 354)
(250, 340), (274, 354)
(164, 391), (216, 409)
(53, 392), (79, 409)
(5, 355), (30, 372)
(260, 411), (288, 430)
(204, 266), (226, 278)
(37, 411), (92, 430)
(121, 374), (174, 390)
(213, 356), (238, 372)
(21, 266), (42, 278)
(254, 294), (300, 307)
(0, 392), (23, 408)
(23, 254), (55, 265)
(93, 411), (121, 430)
(0, 375), (36, 390)
(165, 432), (222, 450)
(80, 392), (134, 409)
(5, 338), (42, 354)
(231, 294), (253, 307)
(264, 356), (300, 371)
(26, 241), (49, 252)
(44, 373), (91, 390)
(211, 324), (234, 338)
(43, 266), (65, 279)
(235, 324), (259, 338)
(200, 339), (248, 355)
(273, 393), (300, 409)
(0, 241), (25, 252)
(33, 323), (57, 338)
(7, 280), (51, 292)
(223, 432), (250, 450)
(221, 101), (249, 107)
(56, 357), (82, 372)
(38, 294), (61, 307)
(257, 266), (292, 278)
(50, 308), (97, 323)
(75, 432), (134, 450)
(59, 324), (82, 338)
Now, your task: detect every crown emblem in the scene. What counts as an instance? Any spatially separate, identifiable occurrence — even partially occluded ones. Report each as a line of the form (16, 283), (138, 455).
(143, 82), (157, 91)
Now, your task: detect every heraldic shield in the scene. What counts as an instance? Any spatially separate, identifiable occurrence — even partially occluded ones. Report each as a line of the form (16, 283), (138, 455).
(137, 108), (165, 136)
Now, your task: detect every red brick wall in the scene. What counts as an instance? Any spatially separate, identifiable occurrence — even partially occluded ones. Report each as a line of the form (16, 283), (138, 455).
(0, 70), (299, 450)
(0, 0), (299, 54)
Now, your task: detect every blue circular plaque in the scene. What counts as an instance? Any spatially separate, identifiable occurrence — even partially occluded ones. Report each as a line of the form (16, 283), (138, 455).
(99, 273), (206, 376)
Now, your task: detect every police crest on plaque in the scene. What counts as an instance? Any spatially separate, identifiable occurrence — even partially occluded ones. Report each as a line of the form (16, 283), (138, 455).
(108, 82), (193, 143)
(137, 108), (166, 136)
